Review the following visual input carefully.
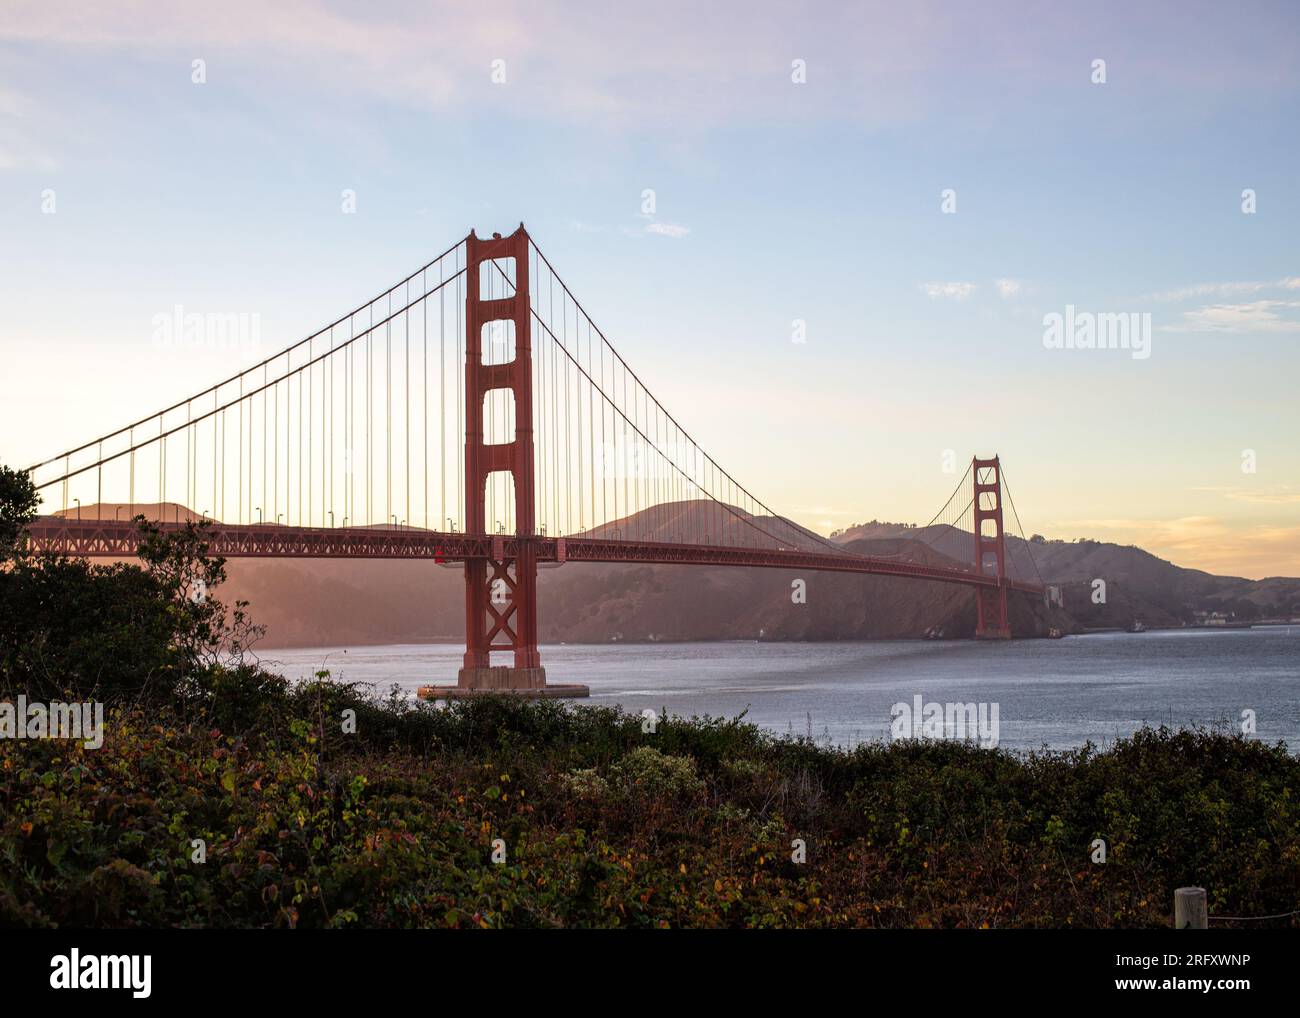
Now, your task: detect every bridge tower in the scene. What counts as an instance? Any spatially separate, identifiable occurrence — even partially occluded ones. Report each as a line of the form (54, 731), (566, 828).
(450, 225), (587, 697)
(973, 455), (1011, 639)
(457, 226), (546, 690)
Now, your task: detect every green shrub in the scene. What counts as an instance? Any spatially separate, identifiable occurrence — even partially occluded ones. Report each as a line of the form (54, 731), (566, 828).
(561, 768), (609, 800)
(610, 747), (705, 799)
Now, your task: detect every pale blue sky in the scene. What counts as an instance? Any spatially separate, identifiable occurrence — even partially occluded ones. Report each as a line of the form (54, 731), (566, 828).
(2, 1), (1298, 575)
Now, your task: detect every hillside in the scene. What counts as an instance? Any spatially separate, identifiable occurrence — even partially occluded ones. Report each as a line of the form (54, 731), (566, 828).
(45, 502), (1297, 646)
(831, 520), (1300, 627)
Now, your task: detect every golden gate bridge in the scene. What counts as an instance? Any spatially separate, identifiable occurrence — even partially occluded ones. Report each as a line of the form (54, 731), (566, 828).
(22, 225), (1046, 697)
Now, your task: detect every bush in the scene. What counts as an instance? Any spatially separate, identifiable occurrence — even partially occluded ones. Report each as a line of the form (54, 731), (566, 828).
(1, 516), (267, 705)
(611, 747), (705, 799)
(2, 684), (1297, 929)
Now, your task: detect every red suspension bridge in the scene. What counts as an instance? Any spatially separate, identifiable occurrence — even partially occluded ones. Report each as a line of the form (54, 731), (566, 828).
(22, 225), (1046, 697)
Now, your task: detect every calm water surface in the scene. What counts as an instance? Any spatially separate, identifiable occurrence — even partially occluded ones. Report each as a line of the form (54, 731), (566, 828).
(261, 628), (1300, 752)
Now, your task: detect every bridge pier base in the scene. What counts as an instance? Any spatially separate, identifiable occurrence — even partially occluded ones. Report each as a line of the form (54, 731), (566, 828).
(975, 584), (1012, 640)
(456, 665), (548, 690)
(417, 671), (589, 700)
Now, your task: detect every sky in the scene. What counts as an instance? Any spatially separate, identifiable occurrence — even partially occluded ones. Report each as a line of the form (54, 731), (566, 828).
(1, 0), (1298, 578)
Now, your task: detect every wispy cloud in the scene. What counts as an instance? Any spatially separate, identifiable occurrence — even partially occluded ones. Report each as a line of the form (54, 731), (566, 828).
(920, 281), (975, 300)
(12, 0), (1291, 138)
(0, 1), (979, 132)
(1143, 278), (1300, 302)
(1189, 485), (1300, 505)
(645, 221), (689, 239)
(994, 278), (1022, 298)
(1163, 300), (1300, 334)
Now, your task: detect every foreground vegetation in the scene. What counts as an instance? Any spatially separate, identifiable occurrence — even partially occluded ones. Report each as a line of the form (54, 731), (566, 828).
(3, 685), (1298, 928)
(2, 464), (1298, 928)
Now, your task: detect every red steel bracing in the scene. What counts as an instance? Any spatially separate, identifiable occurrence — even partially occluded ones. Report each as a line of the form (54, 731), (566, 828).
(461, 227), (542, 680)
(972, 456), (1011, 639)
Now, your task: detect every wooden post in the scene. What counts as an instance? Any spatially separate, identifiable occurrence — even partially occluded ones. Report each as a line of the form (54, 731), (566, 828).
(1174, 887), (1208, 929)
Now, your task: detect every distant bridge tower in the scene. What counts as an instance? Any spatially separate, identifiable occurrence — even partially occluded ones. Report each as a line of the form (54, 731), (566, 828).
(973, 455), (1011, 639)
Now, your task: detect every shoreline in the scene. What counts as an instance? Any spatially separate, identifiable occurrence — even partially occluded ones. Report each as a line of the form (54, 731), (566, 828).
(253, 623), (1292, 653)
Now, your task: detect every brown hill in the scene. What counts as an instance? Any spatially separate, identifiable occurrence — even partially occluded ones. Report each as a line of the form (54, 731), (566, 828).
(832, 521), (1300, 625)
(51, 502), (205, 523)
(206, 504), (1065, 647)
(211, 547), (1062, 649)
(43, 501), (1295, 645)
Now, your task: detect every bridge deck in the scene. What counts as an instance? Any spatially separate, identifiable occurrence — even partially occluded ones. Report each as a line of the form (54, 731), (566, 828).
(22, 518), (1044, 595)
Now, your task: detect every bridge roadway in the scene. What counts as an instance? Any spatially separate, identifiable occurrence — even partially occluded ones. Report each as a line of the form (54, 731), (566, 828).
(23, 517), (1045, 596)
